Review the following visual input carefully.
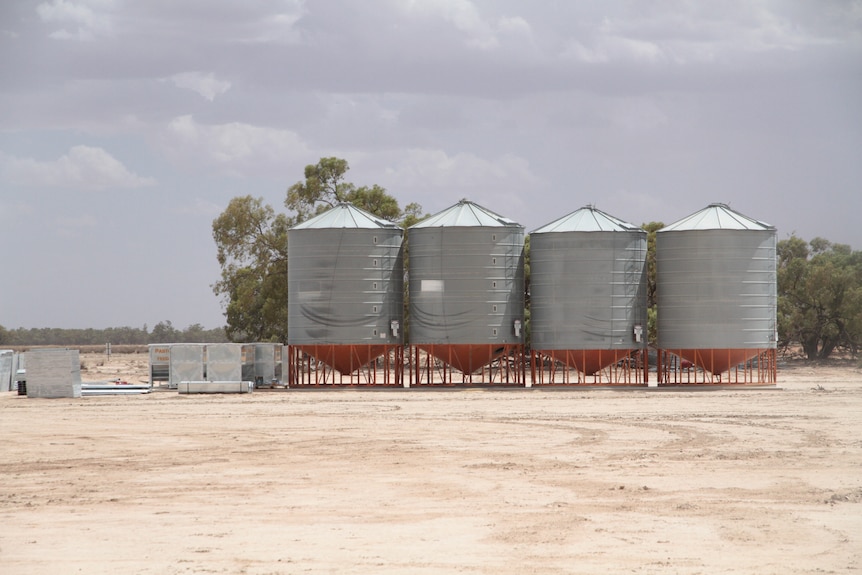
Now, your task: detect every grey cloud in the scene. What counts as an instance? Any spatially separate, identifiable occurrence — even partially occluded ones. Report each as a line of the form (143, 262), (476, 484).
(1, 0), (860, 329)
(1, 146), (156, 191)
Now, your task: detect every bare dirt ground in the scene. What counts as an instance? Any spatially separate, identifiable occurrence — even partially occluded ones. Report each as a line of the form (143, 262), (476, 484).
(1, 353), (861, 574)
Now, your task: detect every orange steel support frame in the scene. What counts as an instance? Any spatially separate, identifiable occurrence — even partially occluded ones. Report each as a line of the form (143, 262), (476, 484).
(530, 349), (648, 386)
(657, 348), (777, 385)
(409, 344), (526, 386)
(287, 344), (404, 387)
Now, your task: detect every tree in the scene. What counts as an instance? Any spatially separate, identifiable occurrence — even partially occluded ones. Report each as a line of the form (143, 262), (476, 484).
(214, 158), (421, 343)
(212, 196), (290, 342)
(400, 202), (425, 229)
(285, 157), (422, 227)
(150, 320), (179, 344)
(641, 222), (664, 345)
(523, 235), (532, 349)
(346, 185), (401, 222)
(285, 157), (352, 221)
(778, 235), (862, 359)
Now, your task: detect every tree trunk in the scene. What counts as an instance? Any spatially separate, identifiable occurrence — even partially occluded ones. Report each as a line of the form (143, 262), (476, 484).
(801, 336), (820, 360)
(818, 338), (837, 360)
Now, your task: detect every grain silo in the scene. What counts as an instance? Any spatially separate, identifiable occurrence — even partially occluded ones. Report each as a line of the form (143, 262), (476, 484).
(408, 200), (525, 385)
(287, 203), (404, 386)
(530, 206), (648, 385)
(656, 203), (777, 384)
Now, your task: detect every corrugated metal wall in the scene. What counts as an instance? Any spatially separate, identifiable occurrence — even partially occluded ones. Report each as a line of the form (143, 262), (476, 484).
(657, 228), (777, 350)
(531, 230), (647, 351)
(288, 228), (404, 345)
(408, 226), (525, 345)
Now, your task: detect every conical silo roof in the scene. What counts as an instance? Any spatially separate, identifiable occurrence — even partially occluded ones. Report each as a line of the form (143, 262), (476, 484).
(659, 203), (774, 232)
(291, 202), (401, 230)
(532, 205), (642, 234)
(410, 199), (520, 228)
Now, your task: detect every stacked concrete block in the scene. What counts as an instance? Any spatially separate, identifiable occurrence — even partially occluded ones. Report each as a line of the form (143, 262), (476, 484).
(25, 348), (82, 398)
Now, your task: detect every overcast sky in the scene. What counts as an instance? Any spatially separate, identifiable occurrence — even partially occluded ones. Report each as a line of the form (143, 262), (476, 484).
(1, 0), (860, 331)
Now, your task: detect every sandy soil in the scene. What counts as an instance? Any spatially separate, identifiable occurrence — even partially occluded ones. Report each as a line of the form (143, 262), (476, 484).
(1, 353), (861, 574)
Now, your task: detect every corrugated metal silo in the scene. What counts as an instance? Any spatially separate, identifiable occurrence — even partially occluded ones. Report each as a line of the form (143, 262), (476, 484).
(656, 203), (777, 381)
(408, 200), (525, 382)
(530, 206), (647, 382)
(287, 203), (404, 382)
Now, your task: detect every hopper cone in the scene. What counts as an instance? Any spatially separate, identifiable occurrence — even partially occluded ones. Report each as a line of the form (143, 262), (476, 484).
(419, 344), (507, 374)
(543, 349), (634, 376)
(675, 348), (761, 375)
(295, 344), (389, 375)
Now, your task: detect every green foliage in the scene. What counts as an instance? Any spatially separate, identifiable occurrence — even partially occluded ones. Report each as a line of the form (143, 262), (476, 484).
(647, 307), (658, 346)
(284, 157), (424, 226)
(285, 157), (352, 222)
(641, 222), (664, 344)
(212, 195), (290, 342)
(0, 323), (227, 346)
(523, 235), (531, 348)
(149, 320), (178, 343)
(347, 185), (401, 222)
(641, 222), (663, 309)
(400, 202), (426, 228)
(778, 235), (862, 359)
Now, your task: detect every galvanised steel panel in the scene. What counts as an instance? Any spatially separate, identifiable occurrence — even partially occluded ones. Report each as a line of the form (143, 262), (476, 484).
(240, 344), (257, 382)
(205, 343), (243, 382)
(11, 353), (24, 384)
(253, 343), (279, 382)
(168, 344), (205, 388)
(0, 350), (13, 392)
(288, 227), (404, 345)
(530, 230), (647, 350)
(657, 228), (777, 349)
(408, 225), (525, 345)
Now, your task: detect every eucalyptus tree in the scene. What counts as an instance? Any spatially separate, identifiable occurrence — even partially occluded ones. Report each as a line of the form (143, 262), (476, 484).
(212, 196), (291, 342)
(778, 235), (862, 359)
